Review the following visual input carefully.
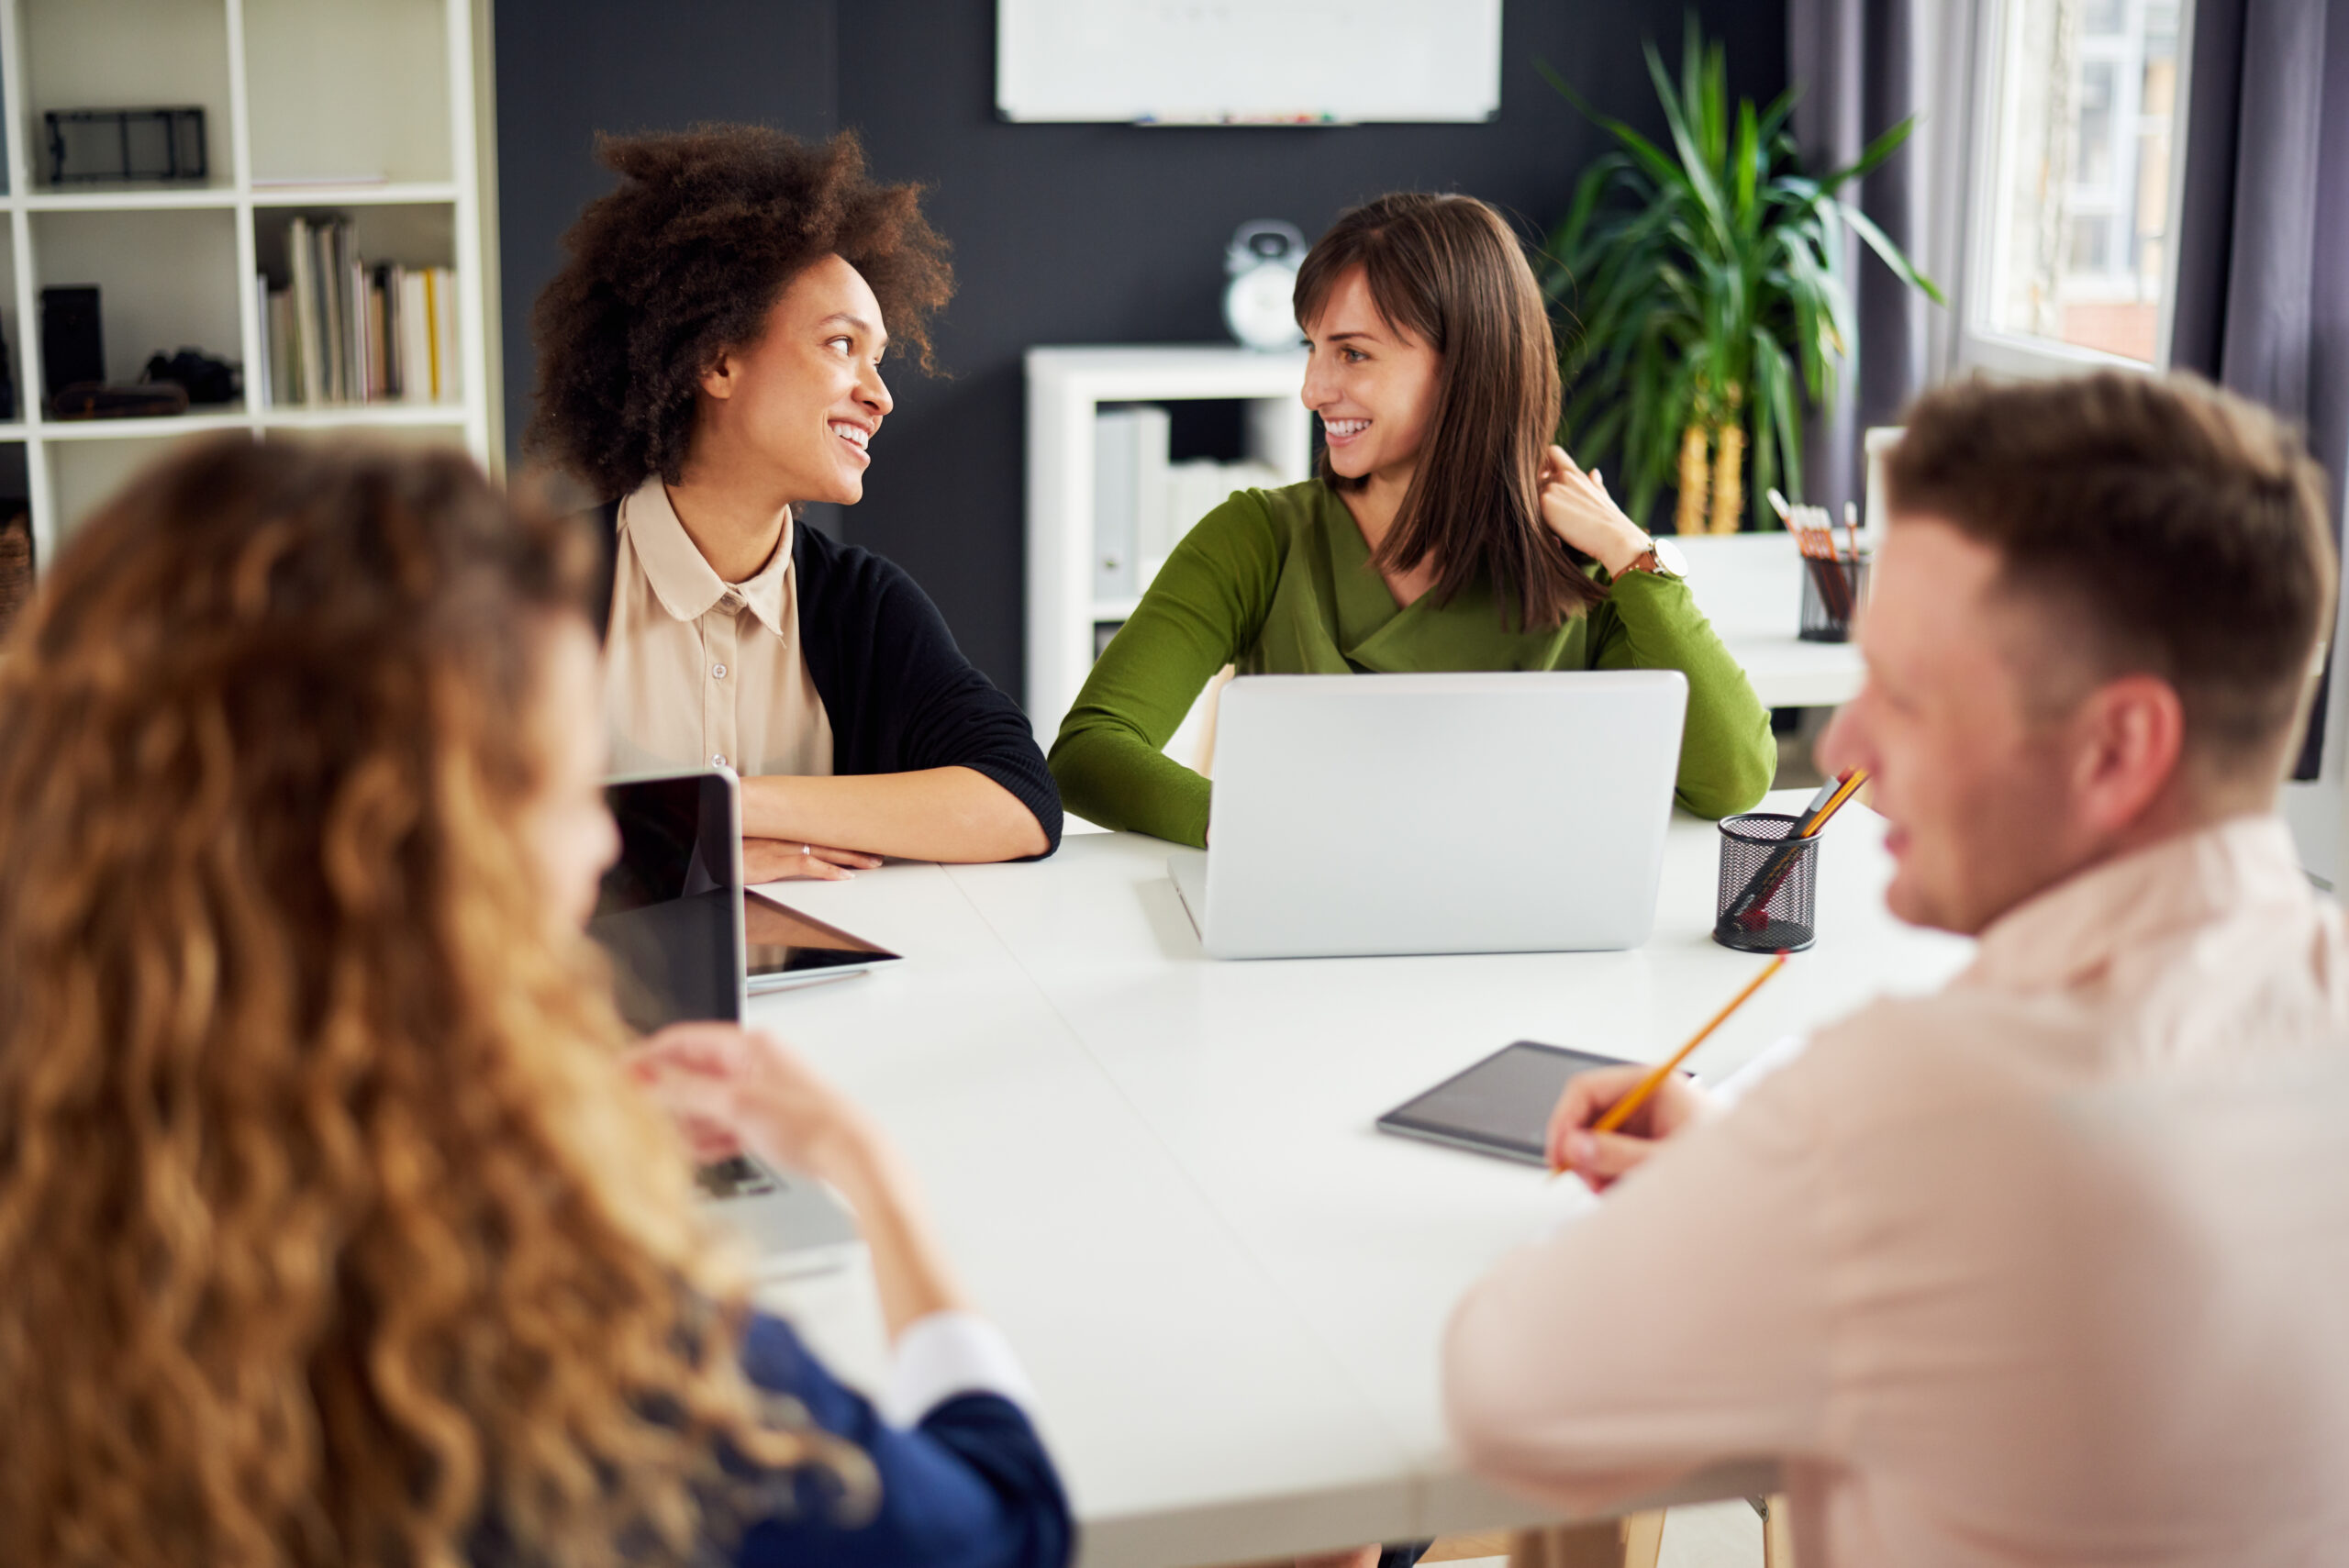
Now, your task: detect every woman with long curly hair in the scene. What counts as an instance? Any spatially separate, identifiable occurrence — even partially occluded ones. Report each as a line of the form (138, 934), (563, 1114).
(531, 126), (1059, 884)
(0, 436), (1071, 1568)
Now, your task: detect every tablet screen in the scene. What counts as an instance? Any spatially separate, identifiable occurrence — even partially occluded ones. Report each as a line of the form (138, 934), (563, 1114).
(745, 889), (903, 981)
(1376, 1040), (1638, 1165)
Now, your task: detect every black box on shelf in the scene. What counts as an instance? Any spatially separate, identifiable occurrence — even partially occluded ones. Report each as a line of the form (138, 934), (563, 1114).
(43, 107), (207, 184)
(41, 286), (104, 404)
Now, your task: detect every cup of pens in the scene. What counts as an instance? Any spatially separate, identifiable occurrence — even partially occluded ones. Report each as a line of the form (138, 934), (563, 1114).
(1770, 489), (1869, 642)
(1713, 770), (1868, 953)
(1714, 815), (1820, 951)
(1798, 551), (1868, 641)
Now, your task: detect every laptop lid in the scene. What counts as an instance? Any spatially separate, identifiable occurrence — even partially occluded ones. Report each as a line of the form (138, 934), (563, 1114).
(586, 768), (862, 1273)
(1196, 670), (1688, 959)
(589, 768), (748, 1030)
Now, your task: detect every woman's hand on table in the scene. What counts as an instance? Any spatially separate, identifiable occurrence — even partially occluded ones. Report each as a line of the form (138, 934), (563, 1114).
(1538, 446), (1651, 579)
(625, 1022), (883, 1188)
(1545, 1062), (1718, 1194)
(625, 1021), (971, 1334)
(742, 837), (883, 883)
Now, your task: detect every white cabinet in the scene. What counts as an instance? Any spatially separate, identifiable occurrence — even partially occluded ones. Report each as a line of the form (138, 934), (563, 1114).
(1024, 345), (1311, 745)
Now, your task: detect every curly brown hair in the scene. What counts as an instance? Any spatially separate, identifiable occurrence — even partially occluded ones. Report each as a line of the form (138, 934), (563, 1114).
(0, 436), (863, 1568)
(529, 125), (954, 500)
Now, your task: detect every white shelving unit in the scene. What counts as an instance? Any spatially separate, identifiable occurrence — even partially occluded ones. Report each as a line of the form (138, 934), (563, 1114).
(0, 0), (496, 572)
(1025, 345), (1312, 744)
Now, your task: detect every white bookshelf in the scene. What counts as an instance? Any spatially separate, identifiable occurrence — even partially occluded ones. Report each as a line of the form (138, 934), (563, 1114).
(1024, 345), (1313, 747)
(0, 0), (497, 573)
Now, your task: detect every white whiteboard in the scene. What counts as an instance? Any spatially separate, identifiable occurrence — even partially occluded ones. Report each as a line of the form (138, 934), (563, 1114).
(996, 0), (1503, 125)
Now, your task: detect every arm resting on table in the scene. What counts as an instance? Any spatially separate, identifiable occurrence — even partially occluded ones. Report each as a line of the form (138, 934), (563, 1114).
(743, 768), (1049, 863)
(1587, 571), (1776, 819)
(1442, 1066), (1832, 1515)
(1049, 495), (1284, 846)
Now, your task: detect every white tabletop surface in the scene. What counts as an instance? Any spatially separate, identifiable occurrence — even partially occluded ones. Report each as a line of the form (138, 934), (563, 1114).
(1673, 532), (1865, 709)
(747, 792), (1971, 1568)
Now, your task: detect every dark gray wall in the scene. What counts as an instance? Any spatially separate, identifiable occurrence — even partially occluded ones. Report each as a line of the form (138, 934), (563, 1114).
(495, 0), (1787, 695)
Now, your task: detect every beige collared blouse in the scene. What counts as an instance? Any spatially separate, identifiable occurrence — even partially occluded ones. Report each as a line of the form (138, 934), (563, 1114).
(603, 475), (834, 780)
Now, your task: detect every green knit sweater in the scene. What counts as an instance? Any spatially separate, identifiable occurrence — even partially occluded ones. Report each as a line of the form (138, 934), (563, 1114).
(1049, 479), (1776, 847)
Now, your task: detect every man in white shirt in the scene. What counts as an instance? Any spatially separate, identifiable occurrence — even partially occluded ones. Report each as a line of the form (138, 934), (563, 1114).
(1443, 372), (2349, 1567)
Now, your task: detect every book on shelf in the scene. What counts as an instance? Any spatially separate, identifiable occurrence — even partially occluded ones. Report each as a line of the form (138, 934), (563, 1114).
(262, 217), (460, 408)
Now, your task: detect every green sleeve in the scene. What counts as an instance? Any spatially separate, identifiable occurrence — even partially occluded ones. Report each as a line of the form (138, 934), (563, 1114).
(1586, 569), (1776, 818)
(1048, 492), (1285, 846)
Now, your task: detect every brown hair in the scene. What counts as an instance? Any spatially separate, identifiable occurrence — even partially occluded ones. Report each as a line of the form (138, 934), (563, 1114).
(529, 125), (954, 500)
(1887, 371), (2337, 775)
(0, 437), (858, 1568)
(1293, 192), (1604, 628)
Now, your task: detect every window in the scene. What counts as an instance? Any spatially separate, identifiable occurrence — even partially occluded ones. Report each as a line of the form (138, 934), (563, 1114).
(1965, 0), (2194, 373)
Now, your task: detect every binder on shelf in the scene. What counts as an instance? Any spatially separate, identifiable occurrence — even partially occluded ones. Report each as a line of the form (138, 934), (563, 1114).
(398, 269), (431, 403)
(262, 218), (460, 409)
(1092, 404), (1163, 599)
(429, 268), (460, 400)
(1093, 404), (1170, 599)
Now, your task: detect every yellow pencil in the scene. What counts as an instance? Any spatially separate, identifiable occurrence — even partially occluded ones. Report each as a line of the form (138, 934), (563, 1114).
(1798, 769), (1867, 838)
(1552, 952), (1790, 1175)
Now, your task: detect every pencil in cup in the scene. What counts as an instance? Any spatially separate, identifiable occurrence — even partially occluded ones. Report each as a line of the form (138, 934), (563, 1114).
(1712, 769), (1868, 948)
(1771, 489), (1862, 631)
(1549, 951), (1790, 1176)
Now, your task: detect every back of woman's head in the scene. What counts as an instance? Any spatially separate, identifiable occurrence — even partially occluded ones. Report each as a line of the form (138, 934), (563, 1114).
(0, 437), (833, 1568)
(1295, 192), (1602, 628)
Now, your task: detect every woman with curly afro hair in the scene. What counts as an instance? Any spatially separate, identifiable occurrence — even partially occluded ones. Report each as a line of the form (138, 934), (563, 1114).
(531, 126), (1059, 880)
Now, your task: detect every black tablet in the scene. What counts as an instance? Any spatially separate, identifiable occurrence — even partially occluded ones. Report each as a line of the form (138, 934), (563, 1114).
(745, 889), (903, 992)
(1375, 1040), (1642, 1166)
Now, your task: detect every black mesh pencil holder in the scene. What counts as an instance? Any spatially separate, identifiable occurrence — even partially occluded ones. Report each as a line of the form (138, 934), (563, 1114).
(1713, 813), (1819, 952)
(1798, 555), (1870, 641)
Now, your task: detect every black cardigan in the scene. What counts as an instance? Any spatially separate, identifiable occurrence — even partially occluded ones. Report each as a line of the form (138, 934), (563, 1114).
(592, 501), (1062, 855)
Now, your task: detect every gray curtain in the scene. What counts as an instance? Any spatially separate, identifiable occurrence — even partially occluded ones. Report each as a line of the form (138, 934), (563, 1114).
(1788, 0), (1928, 519)
(2171, 0), (2349, 781)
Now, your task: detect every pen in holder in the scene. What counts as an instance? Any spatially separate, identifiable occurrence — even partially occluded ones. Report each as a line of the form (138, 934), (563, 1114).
(1713, 813), (1820, 952)
(1770, 491), (1870, 642)
(1798, 552), (1870, 641)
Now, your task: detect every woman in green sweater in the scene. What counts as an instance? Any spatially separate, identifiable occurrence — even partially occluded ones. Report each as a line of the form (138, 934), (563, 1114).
(1049, 191), (1775, 846)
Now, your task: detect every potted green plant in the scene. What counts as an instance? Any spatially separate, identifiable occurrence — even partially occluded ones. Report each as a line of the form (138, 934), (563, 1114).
(1542, 21), (1943, 533)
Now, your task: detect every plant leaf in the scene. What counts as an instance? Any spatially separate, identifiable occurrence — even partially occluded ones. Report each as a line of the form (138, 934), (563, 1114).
(1645, 38), (1730, 240)
(1815, 115), (1918, 194)
(1839, 202), (1948, 304)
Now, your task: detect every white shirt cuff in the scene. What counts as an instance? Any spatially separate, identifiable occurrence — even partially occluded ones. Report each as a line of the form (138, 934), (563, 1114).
(880, 1311), (1039, 1428)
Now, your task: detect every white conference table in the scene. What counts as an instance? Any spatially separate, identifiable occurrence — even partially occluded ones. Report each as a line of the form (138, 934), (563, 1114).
(749, 792), (1970, 1568)
(1674, 532), (1865, 709)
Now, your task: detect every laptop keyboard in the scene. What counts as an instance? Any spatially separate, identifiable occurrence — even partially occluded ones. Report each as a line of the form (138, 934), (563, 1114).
(694, 1154), (780, 1200)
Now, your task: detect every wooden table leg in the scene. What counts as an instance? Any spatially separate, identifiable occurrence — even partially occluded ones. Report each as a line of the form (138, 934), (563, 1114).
(1760, 1495), (1796, 1568)
(1507, 1513), (1664, 1568)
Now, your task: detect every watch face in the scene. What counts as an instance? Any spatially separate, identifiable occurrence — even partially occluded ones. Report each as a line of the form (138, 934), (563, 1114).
(1225, 264), (1303, 350)
(1654, 537), (1689, 578)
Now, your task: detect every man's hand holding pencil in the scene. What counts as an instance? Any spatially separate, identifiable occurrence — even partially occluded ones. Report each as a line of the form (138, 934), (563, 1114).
(1546, 950), (1791, 1192)
(1545, 1066), (1717, 1193)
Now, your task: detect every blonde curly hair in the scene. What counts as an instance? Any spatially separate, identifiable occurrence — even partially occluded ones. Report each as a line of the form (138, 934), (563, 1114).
(0, 436), (861, 1568)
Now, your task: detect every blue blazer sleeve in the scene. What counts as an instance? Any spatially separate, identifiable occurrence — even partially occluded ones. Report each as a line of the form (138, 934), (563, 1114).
(728, 1314), (1074, 1568)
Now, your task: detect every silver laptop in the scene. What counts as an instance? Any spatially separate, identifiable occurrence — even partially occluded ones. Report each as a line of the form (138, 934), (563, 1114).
(1168, 671), (1688, 959)
(588, 768), (862, 1276)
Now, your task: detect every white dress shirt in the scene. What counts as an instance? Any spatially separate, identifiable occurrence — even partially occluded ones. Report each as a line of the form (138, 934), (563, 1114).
(882, 1311), (1042, 1428)
(1445, 815), (2349, 1566)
